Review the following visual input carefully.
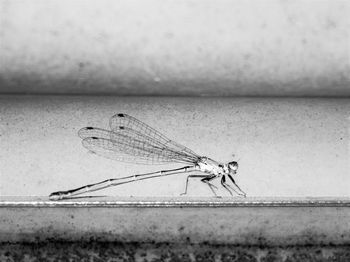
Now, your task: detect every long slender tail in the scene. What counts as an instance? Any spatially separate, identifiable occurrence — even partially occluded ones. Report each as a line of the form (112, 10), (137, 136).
(49, 166), (194, 200)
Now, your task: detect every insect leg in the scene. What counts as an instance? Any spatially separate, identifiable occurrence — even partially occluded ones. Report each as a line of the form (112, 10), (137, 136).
(227, 174), (247, 197)
(180, 174), (208, 196)
(220, 176), (233, 196)
(221, 175), (243, 196)
(201, 176), (220, 198)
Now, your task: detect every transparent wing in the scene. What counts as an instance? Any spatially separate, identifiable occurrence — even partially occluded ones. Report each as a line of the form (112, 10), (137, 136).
(78, 127), (199, 165)
(109, 113), (199, 158)
(82, 137), (178, 164)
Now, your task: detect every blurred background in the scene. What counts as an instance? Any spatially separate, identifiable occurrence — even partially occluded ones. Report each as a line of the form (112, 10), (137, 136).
(0, 0), (349, 198)
(0, 0), (349, 96)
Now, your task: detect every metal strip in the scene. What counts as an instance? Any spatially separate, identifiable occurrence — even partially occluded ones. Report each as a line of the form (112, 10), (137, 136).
(1, 197), (350, 207)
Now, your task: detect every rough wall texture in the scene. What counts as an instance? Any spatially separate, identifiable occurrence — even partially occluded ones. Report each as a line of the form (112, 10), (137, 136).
(1, 242), (349, 262)
(1, 0), (349, 96)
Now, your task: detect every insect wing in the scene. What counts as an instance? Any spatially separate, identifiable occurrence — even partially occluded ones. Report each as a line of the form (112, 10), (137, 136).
(109, 113), (199, 158)
(79, 127), (197, 165)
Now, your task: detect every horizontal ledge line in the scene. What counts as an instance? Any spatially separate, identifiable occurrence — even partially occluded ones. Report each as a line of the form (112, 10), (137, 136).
(1, 197), (350, 208)
(2, 93), (350, 99)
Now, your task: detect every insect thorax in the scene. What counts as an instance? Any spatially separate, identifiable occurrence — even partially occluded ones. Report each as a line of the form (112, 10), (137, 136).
(196, 157), (224, 176)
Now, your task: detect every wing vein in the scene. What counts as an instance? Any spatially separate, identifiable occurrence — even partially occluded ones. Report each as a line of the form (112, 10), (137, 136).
(78, 113), (200, 165)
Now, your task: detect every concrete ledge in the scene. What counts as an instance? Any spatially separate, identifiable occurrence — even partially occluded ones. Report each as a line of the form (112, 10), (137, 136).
(1, 197), (349, 245)
(1, 196), (350, 207)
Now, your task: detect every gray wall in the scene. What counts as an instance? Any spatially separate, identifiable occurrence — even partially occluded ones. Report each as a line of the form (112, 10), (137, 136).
(1, 96), (348, 198)
(1, 0), (349, 96)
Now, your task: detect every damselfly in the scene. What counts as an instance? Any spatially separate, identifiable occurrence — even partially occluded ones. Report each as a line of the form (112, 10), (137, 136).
(49, 113), (246, 200)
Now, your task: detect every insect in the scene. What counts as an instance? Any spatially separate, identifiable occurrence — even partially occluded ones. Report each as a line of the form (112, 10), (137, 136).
(49, 113), (246, 200)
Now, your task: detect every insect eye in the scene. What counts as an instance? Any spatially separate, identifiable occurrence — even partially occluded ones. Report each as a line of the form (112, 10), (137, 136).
(228, 161), (238, 171)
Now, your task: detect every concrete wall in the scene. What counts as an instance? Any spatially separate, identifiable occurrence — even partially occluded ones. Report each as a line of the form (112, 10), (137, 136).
(1, 0), (349, 96)
(1, 95), (349, 198)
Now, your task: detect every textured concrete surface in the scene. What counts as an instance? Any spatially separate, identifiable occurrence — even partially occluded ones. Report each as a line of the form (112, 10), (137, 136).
(1, 197), (349, 244)
(1, 242), (350, 262)
(0, 0), (349, 96)
(0, 95), (349, 198)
